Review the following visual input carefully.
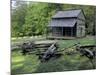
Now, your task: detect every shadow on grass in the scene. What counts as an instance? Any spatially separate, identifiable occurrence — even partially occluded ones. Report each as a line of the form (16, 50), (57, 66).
(11, 66), (24, 75)
(34, 55), (96, 73)
(11, 52), (96, 74)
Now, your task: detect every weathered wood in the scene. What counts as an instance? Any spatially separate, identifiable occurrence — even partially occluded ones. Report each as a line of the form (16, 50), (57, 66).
(35, 44), (51, 48)
(43, 43), (57, 55)
(71, 27), (73, 37)
(18, 41), (58, 55)
(48, 10), (85, 38)
(62, 27), (63, 36)
(11, 40), (58, 50)
(80, 45), (96, 48)
(36, 43), (59, 62)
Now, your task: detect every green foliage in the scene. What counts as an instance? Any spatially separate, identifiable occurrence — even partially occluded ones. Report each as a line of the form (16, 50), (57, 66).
(23, 2), (62, 36)
(11, 1), (27, 37)
(11, 1), (96, 37)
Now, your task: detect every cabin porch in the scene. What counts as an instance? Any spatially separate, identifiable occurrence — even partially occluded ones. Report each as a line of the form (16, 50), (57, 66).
(48, 25), (77, 39)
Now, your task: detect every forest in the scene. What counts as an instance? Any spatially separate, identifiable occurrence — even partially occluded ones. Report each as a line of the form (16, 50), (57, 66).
(11, 1), (96, 37)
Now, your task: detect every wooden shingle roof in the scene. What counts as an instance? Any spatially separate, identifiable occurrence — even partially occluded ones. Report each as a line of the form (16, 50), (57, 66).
(48, 19), (77, 27)
(52, 9), (81, 18)
(49, 9), (85, 27)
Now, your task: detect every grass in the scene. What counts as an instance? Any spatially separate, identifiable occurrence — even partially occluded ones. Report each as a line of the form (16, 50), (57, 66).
(58, 36), (96, 49)
(11, 36), (96, 74)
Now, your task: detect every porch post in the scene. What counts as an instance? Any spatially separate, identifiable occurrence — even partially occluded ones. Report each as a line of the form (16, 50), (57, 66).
(71, 27), (73, 37)
(51, 27), (53, 36)
(62, 27), (63, 36)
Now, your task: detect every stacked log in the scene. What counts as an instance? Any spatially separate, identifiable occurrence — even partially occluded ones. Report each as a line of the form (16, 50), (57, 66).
(19, 41), (58, 55)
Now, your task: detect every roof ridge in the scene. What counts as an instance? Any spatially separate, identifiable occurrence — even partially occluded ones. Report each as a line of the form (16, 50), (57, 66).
(57, 9), (82, 12)
(52, 9), (82, 18)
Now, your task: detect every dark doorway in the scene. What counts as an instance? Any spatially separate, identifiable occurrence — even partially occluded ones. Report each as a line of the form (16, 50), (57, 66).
(63, 24), (76, 37)
(63, 27), (71, 36)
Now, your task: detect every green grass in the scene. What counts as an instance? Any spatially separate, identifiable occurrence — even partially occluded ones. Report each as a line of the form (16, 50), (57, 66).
(11, 36), (96, 74)
(11, 36), (46, 44)
(58, 36), (96, 49)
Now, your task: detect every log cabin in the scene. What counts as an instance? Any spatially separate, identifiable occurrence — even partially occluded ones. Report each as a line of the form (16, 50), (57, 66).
(48, 9), (86, 39)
